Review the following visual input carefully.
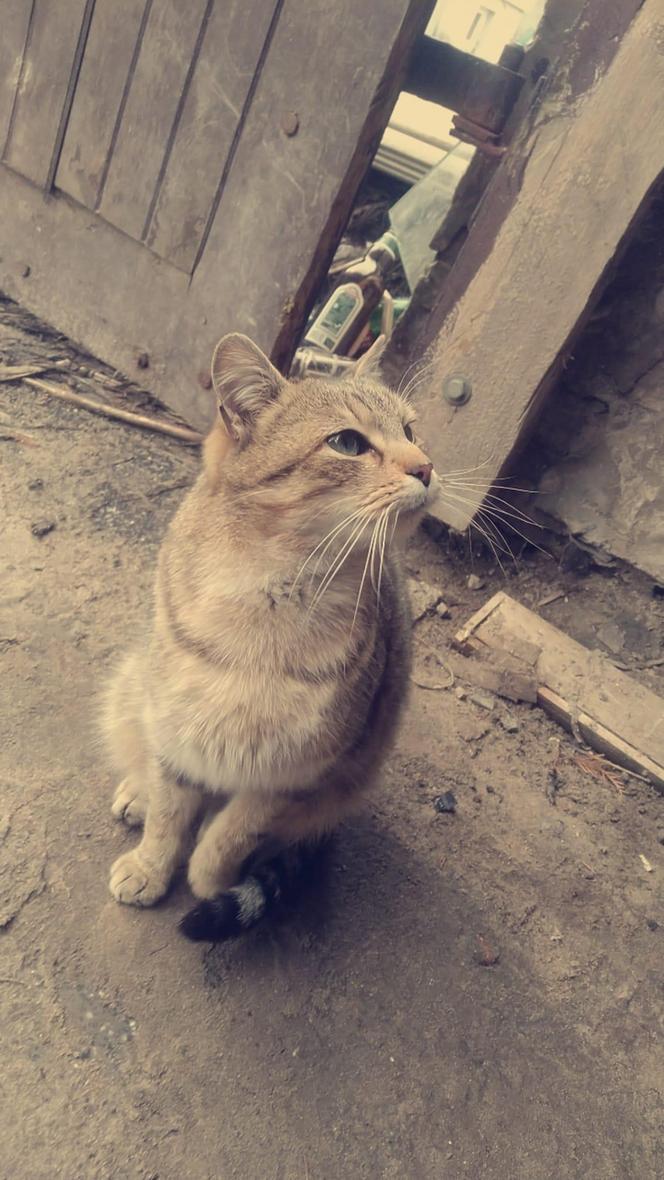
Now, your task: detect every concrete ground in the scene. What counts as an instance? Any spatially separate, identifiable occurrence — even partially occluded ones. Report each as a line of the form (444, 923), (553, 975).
(1, 304), (663, 1179)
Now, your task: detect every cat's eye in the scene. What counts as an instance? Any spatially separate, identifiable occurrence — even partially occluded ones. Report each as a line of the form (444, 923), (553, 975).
(327, 429), (371, 456)
(404, 423), (415, 442)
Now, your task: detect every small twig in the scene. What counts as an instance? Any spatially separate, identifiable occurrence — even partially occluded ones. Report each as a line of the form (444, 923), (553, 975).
(0, 358), (70, 383)
(23, 377), (203, 445)
(623, 656), (664, 671)
(0, 426), (40, 446)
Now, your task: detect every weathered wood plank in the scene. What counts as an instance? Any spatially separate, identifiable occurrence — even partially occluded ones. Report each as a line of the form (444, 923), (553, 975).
(403, 37), (523, 132)
(456, 592), (664, 790)
(98, 0), (207, 242)
(416, 0), (664, 530)
(0, 0), (432, 431)
(145, 0), (276, 271)
(193, 0), (435, 372)
(3, 0), (88, 188)
(0, 0), (33, 156)
(55, 0), (147, 210)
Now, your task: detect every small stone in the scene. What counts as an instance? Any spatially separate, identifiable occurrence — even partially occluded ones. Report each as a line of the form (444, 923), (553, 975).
(281, 110), (300, 136)
(646, 918), (659, 931)
(499, 714), (519, 733)
(408, 577), (444, 622)
(468, 690), (495, 711)
(435, 601), (451, 619)
(486, 784), (495, 794)
(475, 935), (499, 966)
(28, 478), (44, 491)
(467, 574), (485, 591)
(434, 791), (457, 814)
(454, 686), (467, 701)
(31, 518), (56, 538)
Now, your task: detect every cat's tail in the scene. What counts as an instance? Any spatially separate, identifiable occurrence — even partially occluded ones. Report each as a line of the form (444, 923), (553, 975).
(179, 841), (323, 942)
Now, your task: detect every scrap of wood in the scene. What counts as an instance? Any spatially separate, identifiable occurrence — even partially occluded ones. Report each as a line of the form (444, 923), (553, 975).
(23, 378), (203, 445)
(446, 649), (537, 703)
(455, 593), (664, 791)
(0, 359), (70, 382)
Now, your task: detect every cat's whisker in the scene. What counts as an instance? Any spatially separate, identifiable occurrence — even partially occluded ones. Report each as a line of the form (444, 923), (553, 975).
(439, 485), (551, 562)
(353, 517), (382, 629)
(440, 483), (543, 530)
(437, 491), (510, 574)
(396, 356), (434, 400)
(308, 514), (374, 613)
(307, 511), (372, 585)
(290, 508), (368, 597)
(376, 505), (396, 603)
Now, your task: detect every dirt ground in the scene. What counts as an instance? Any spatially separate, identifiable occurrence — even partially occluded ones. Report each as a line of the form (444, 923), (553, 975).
(1, 304), (663, 1180)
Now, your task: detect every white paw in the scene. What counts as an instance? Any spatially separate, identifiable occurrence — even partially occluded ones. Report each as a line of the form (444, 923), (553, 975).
(109, 849), (169, 907)
(111, 779), (146, 828)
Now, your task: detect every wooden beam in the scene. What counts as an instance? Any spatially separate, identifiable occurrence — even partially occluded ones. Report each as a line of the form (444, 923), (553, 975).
(403, 37), (523, 132)
(455, 593), (664, 791)
(411, 0), (658, 530)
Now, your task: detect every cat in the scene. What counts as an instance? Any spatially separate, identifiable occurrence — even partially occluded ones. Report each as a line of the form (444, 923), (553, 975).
(102, 332), (437, 940)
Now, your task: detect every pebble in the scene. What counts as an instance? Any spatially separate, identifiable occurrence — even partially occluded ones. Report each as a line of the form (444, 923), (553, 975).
(454, 686), (467, 701)
(408, 577), (443, 622)
(31, 518), (56, 538)
(499, 714), (520, 733)
(433, 791), (457, 814)
(467, 574), (485, 591)
(435, 601), (451, 619)
(468, 690), (495, 711)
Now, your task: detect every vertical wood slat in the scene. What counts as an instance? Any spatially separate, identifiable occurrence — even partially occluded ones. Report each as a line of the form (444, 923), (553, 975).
(97, 0), (207, 243)
(0, 0), (34, 157)
(144, 0), (278, 272)
(3, 0), (89, 188)
(55, 0), (147, 210)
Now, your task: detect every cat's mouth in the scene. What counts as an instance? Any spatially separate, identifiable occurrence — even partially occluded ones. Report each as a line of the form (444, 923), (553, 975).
(400, 471), (439, 513)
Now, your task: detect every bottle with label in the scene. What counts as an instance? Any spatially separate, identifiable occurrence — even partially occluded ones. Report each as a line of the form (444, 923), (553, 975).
(304, 230), (399, 355)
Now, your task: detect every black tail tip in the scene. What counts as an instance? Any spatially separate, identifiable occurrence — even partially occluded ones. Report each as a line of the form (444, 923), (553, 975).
(179, 895), (242, 943)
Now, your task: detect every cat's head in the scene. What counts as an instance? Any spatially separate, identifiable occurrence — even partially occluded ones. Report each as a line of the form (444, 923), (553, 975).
(203, 333), (437, 544)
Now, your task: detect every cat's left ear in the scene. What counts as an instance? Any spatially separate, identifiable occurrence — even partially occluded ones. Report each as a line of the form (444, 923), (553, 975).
(211, 333), (284, 442)
(354, 334), (386, 379)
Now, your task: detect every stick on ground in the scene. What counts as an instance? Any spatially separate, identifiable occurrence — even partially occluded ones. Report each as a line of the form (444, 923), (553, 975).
(23, 377), (203, 445)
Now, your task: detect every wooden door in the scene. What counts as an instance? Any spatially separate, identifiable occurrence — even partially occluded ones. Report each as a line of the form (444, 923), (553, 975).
(0, 0), (433, 429)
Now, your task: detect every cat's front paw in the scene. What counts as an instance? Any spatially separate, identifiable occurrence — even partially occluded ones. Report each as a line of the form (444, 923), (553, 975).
(111, 779), (146, 828)
(109, 849), (170, 907)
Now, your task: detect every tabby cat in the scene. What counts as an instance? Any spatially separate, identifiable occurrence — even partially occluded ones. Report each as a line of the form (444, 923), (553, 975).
(103, 333), (436, 940)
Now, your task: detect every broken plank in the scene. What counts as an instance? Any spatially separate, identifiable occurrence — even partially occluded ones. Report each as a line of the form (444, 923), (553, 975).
(456, 593), (664, 791)
(403, 37), (523, 132)
(446, 649), (537, 703)
(416, 1), (664, 531)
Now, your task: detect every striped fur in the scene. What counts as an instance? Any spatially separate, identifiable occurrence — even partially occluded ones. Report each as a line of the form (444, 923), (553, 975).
(103, 333), (437, 936)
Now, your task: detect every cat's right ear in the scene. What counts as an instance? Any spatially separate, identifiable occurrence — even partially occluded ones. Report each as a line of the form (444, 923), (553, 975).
(211, 333), (284, 443)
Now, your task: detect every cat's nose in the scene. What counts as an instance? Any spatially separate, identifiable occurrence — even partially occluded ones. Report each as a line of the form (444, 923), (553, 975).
(408, 461), (433, 487)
